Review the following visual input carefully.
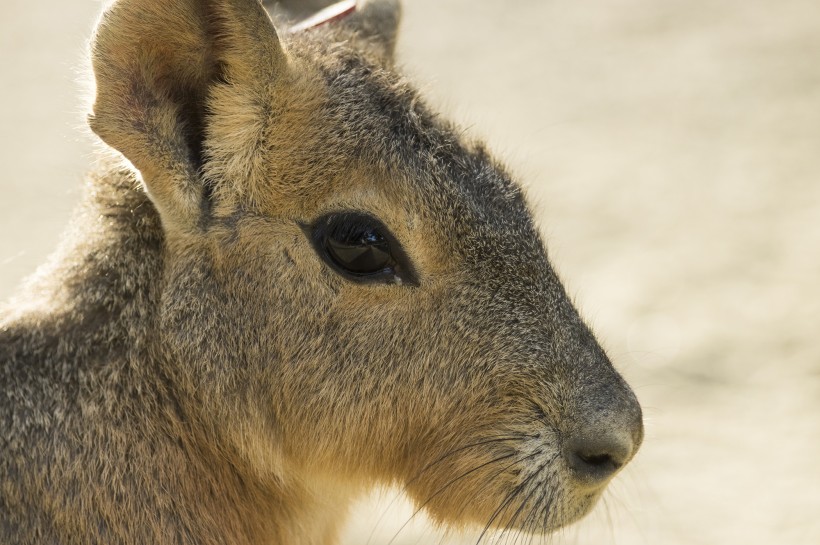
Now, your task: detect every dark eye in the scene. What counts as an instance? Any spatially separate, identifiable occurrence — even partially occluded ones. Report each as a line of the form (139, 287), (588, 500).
(305, 212), (418, 286)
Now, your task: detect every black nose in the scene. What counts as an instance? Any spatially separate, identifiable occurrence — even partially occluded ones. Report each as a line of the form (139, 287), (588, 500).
(564, 431), (634, 484)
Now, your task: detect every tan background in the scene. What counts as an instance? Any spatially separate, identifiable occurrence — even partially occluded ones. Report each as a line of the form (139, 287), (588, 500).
(2, 1), (819, 544)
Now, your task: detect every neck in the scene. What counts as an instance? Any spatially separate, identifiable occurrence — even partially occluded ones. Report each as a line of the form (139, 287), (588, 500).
(0, 160), (352, 545)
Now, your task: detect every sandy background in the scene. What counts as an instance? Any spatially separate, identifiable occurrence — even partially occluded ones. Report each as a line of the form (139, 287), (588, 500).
(1, 1), (819, 544)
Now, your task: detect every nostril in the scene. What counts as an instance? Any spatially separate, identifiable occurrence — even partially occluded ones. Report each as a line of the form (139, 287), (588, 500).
(564, 434), (632, 484)
(577, 452), (619, 470)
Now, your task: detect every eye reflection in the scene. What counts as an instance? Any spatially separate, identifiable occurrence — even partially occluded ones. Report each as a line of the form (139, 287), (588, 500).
(306, 212), (418, 286)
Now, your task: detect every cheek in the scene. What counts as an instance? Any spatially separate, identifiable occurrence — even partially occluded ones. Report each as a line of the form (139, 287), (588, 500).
(220, 227), (336, 323)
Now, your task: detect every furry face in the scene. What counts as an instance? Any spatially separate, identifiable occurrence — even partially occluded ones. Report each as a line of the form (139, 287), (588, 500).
(131, 1), (643, 533)
(0, 1), (642, 544)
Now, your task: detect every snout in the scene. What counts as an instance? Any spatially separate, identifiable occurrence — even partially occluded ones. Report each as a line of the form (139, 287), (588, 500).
(564, 426), (638, 484)
(562, 385), (644, 486)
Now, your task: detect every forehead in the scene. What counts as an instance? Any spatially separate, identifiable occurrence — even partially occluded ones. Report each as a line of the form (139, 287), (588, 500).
(301, 46), (537, 236)
(254, 36), (549, 285)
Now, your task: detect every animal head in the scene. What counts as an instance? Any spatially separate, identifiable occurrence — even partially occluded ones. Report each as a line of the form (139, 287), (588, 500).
(88, 0), (642, 533)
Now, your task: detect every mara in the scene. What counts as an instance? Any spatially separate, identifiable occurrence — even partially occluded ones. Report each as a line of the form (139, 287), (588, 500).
(0, 1), (643, 544)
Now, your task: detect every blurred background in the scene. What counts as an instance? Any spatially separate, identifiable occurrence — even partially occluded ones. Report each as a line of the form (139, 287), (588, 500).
(1, 0), (818, 544)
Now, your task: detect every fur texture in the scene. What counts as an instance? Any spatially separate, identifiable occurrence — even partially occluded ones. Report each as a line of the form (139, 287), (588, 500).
(0, 1), (643, 544)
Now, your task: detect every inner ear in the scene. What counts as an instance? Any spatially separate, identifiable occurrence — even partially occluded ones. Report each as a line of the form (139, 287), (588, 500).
(174, 70), (222, 174)
(179, 83), (217, 219)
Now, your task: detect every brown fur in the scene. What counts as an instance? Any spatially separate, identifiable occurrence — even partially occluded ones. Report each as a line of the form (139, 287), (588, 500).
(0, 1), (643, 544)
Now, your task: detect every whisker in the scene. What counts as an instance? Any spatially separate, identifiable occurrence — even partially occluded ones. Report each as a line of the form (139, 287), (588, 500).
(475, 462), (543, 545)
(539, 479), (558, 543)
(390, 447), (548, 545)
(385, 451), (519, 545)
(499, 477), (540, 545)
(409, 433), (533, 487)
(536, 457), (560, 537)
(441, 447), (546, 531)
(515, 475), (546, 545)
(367, 431), (530, 545)
(602, 493), (616, 543)
(510, 458), (557, 545)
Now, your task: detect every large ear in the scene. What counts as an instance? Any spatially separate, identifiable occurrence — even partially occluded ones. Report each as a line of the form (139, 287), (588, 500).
(88, 0), (286, 231)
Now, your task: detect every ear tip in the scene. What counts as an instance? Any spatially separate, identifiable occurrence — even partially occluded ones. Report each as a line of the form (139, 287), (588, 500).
(349, 0), (402, 54)
(358, 0), (402, 23)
